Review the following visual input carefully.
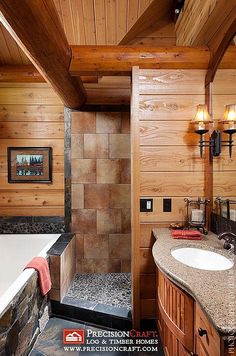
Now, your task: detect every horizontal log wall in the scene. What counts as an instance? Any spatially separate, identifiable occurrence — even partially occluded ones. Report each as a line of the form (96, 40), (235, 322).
(131, 68), (206, 324)
(0, 83), (64, 216)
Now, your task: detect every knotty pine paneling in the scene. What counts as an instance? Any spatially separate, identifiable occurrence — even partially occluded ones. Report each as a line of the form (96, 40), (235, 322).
(0, 122), (64, 139)
(0, 86), (62, 105)
(0, 207), (64, 216)
(140, 172), (204, 196)
(140, 146), (203, 172)
(0, 173), (64, 190)
(139, 121), (198, 146)
(139, 69), (206, 95)
(0, 190), (64, 207)
(0, 83), (64, 217)
(139, 94), (205, 120)
(213, 172), (236, 197)
(131, 68), (205, 324)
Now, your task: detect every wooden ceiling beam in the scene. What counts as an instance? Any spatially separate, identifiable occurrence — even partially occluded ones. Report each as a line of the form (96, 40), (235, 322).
(70, 45), (236, 76)
(0, 65), (98, 84)
(205, 10), (236, 84)
(119, 0), (173, 45)
(0, 0), (86, 109)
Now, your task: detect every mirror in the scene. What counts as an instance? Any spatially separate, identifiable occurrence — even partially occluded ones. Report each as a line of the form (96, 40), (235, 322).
(212, 40), (236, 229)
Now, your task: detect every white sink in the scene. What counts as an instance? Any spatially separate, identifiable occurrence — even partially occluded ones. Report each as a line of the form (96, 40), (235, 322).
(171, 247), (233, 271)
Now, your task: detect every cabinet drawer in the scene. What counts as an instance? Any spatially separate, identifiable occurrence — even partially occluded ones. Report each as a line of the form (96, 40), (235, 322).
(195, 303), (220, 356)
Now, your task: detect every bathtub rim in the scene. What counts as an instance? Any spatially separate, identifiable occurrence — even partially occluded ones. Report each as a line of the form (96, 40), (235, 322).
(0, 233), (61, 318)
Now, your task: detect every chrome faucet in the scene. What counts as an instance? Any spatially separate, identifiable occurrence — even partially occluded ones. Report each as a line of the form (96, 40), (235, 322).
(218, 232), (236, 254)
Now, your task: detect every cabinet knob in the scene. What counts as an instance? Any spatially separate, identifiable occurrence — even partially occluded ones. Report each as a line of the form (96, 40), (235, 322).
(198, 327), (207, 337)
(190, 353), (198, 356)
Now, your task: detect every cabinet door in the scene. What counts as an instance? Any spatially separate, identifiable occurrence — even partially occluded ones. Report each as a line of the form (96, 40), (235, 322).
(163, 320), (178, 356)
(195, 304), (220, 356)
(195, 335), (210, 356)
(178, 342), (192, 356)
(161, 317), (191, 356)
(157, 269), (194, 352)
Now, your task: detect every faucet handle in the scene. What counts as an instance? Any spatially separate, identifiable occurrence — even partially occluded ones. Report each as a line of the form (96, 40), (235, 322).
(223, 241), (231, 250)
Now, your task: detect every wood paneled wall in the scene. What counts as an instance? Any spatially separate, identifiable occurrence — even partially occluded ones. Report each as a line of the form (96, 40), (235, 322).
(131, 67), (206, 326)
(0, 83), (64, 216)
(212, 69), (236, 202)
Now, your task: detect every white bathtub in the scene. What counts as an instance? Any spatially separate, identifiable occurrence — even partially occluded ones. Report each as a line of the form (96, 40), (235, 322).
(0, 234), (60, 318)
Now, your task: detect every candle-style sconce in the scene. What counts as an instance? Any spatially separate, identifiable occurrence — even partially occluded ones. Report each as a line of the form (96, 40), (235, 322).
(192, 104), (236, 158)
(184, 197), (210, 235)
(219, 104), (236, 158)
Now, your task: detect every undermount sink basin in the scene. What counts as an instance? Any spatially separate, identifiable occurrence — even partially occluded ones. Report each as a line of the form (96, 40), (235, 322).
(171, 247), (233, 271)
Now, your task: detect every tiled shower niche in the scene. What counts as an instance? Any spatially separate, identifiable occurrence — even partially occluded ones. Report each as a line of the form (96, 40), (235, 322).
(71, 112), (131, 273)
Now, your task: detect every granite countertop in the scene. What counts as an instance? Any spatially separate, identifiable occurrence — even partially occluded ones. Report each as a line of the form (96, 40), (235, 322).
(152, 228), (236, 336)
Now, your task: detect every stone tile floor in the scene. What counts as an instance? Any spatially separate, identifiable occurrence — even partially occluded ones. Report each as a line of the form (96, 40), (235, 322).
(30, 317), (164, 356)
(66, 274), (131, 309)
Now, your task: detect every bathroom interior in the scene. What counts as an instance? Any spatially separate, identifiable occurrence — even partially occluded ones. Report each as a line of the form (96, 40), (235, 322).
(0, 0), (235, 355)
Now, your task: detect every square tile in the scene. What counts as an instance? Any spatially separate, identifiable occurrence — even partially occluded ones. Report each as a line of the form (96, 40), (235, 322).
(72, 159), (96, 183)
(121, 112), (130, 133)
(49, 255), (60, 289)
(72, 209), (97, 233)
(76, 260), (83, 273)
(109, 185), (131, 208)
(71, 134), (83, 158)
(71, 184), (84, 209)
(82, 259), (110, 273)
(97, 209), (122, 234)
(96, 112), (121, 133)
(121, 259), (131, 272)
(108, 259), (121, 272)
(84, 184), (109, 208)
(71, 112), (96, 133)
(121, 159), (131, 183)
(97, 159), (121, 183)
(75, 234), (84, 259)
(84, 134), (108, 158)
(109, 134), (130, 158)
(84, 234), (109, 259)
(109, 234), (131, 259)
(121, 208), (131, 233)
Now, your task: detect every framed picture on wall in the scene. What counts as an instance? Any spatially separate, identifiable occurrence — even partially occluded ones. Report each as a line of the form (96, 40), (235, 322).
(8, 147), (52, 183)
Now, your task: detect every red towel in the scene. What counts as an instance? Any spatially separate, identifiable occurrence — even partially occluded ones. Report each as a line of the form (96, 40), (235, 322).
(171, 230), (202, 240)
(24, 257), (51, 296)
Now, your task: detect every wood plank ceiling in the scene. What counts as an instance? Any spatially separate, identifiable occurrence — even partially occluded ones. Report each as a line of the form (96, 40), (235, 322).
(0, 0), (176, 65)
(53, 0), (158, 45)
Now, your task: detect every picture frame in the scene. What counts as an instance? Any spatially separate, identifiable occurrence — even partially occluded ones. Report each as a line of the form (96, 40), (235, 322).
(8, 147), (52, 183)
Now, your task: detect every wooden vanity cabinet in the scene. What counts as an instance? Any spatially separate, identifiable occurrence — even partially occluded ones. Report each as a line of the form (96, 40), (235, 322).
(157, 269), (194, 355)
(156, 268), (235, 356)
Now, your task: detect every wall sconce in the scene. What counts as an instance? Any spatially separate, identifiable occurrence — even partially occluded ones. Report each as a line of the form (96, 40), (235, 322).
(192, 104), (236, 158)
(219, 104), (236, 158)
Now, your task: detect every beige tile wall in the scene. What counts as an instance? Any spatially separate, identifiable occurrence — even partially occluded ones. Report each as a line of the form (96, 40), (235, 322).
(71, 112), (131, 273)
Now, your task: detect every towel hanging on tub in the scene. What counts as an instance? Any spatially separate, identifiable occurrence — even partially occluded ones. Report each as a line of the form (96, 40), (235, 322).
(24, 257), (51, 296)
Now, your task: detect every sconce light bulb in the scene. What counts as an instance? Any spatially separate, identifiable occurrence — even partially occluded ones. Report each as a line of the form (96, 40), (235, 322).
(223, 104), (236, 122)
(193, 104), (212, 124)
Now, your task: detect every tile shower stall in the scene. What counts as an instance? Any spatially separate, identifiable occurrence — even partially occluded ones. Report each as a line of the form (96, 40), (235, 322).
(71, 112), (131, 273)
